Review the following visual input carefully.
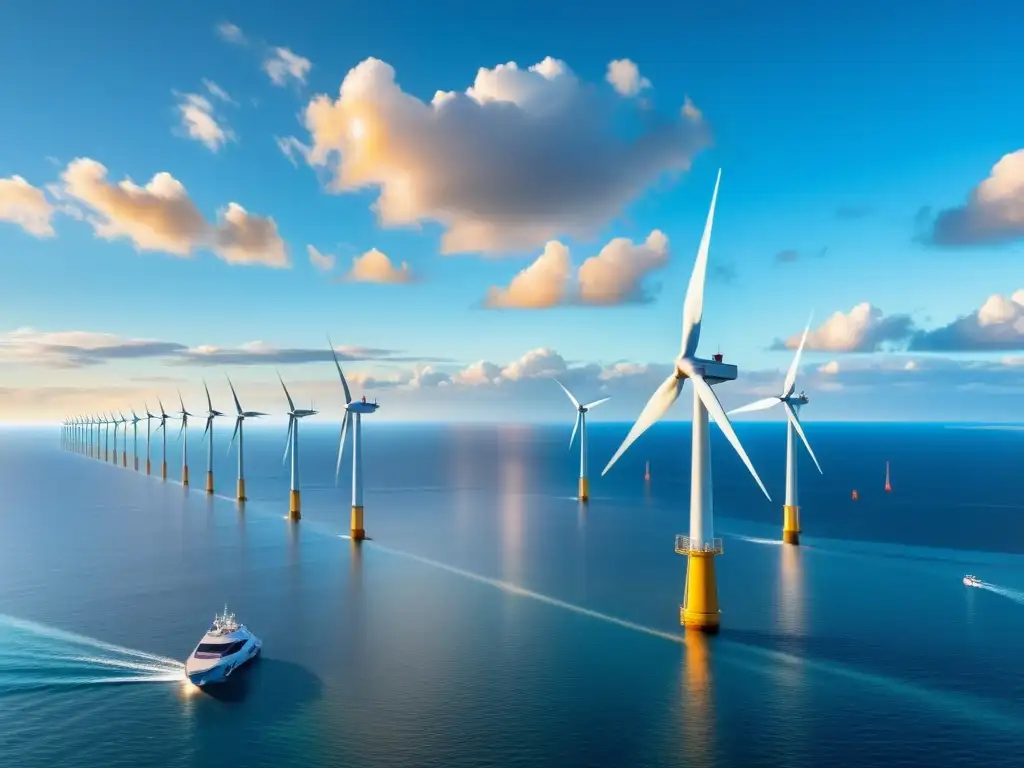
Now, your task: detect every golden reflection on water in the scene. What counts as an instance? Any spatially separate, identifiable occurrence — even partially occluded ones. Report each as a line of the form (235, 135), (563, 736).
(681, 632), (715, 768)
(449, 426), (478, 537)
(497, 426), (529, 586)
(778, 544), (806, 638)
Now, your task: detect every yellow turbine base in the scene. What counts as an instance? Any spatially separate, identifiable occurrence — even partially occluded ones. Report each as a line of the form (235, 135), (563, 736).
(161, 462), (167, 481)
(205, 471), (214, 494)
(146, 459), (151, 475)
(783, 504), (801, 546)
(681, 552), (721, 634)
(578, 477), (589, 501)
(105, 450), (109, 462)
(134, 458), (139, 472)
(182, 465), (189, 486)
(122, 452), (127, 467)
(350, 505), (365, 541)
(289, 489), (301, 521)
(237, 478), (246, 502)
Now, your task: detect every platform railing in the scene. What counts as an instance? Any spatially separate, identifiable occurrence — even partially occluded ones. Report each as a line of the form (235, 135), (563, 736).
(675, 535), (724, 555)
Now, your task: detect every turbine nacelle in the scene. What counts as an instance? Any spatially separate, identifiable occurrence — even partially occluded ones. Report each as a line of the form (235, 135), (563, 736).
(346, 400), (379, 415)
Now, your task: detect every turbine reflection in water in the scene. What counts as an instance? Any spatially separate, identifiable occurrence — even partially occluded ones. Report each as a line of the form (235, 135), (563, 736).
(497, 426), (529, 586)
(681, 633), (715, 768)
(779, 542), (807, 637)
(775, 544), (810, 766)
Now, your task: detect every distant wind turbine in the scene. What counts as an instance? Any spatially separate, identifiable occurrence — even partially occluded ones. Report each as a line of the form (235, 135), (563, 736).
(554, 379), (609, 502)
(118, 411), (128, 467)
(155, 398), (173, 481)
(177, 390), (193, 487)
(201, 380), (224, 495)
(103, 413), (111, 463)
(330, 336), (379, 541)
(130, 409), (141, 471)
(280, 372), (317, 521)
(601, 169), (770, 634)
(144, 402), (156, 475)
(728, 315), (822, 545)
(226, 376), (265, 503)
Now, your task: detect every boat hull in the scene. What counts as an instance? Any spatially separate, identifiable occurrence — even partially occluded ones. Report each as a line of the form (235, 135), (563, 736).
(187, 641), (261, 687)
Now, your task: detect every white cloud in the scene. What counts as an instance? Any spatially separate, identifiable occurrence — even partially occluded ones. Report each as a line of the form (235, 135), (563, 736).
(216, 22), (246, 45)
(778, 303), (914, 352)
(202, 79), (236, 105)
(301, 56), (710, 255)
(307, 244), (335, 272)
(60, 158), (289, 268)
(275, 135), (311, 167)
(263, 46), (312, 87)
(0, 175), (55, 237)
(909, 289), (1024, 351)
(605, 59), (651, 97)
(681, 96), (702, 122)
(483, 230), (669, 308)
(175, 92), (234, 151)
(819, 360), (840, 375)
(344, 248), (415, 283)
(929, 149), (1024, 245)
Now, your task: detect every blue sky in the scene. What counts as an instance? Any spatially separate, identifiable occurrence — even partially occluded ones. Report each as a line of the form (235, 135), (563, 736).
(3, 0), (1024, 424)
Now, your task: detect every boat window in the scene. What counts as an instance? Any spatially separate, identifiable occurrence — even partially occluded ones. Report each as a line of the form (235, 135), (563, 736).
(194, 640), (247, 657)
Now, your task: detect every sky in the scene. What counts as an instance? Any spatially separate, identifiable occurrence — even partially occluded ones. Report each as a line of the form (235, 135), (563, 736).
(3, 0), (1024, 425)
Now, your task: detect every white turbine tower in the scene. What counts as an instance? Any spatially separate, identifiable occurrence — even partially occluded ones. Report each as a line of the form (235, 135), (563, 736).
(728, 316), (822, 545)
(554, 379), (609, 502)
(601, 169), (771, 634)
(93, 414), (102, 460)
(156, 398), (173, 480)
(226, 376), (266, 503)
(177, 391), (193, 487)
(144, 402), (156, 475)
(329, 337), (379, 541)
(280, 373), (317, 521)
(118, 411), (128, 467)
(103, 413), (112, 463)
(112, 411), (121, 466)
(201, 380), (224, 495)
(130, 409), (141, 471)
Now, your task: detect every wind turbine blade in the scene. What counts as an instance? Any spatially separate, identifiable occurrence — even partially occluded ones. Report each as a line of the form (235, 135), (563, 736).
(327, 335), (353, 405)
(228, 418), (240, 455)
(569, 411), (581, 449)
(278, 371), (295, 412)
(783, 402), (822, 474)
(335, 412), (350, 485)
(158, 397), (166, 416)
(177, 389), (185, 413)
(727, 397), (781, 416)
(204, 380), (213, 412)
(283, 416), (294, 464)
(679, 168), (722, 359)
(203, 417), (211, 440)
(602, 373), (684, 476)
(177, 418), (185, 440)
(554, 378), (580, 410)
(226, 375), (243, 415)
(783, 313), (813, 398)
(582, 397), (610, 410)
(690, 374), (771, 501)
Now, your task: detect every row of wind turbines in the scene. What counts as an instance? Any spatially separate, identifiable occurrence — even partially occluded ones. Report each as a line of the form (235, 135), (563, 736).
(59, 343), (380, 541)
(60, 169), (822, 635)
(555, 169), (824, 633)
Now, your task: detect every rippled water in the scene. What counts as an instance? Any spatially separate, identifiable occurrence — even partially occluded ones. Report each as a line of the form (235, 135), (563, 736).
(1, 422), (1023, 767)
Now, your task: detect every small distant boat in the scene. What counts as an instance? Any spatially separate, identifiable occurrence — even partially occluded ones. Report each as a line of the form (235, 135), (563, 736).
(963, 575), (982, 588)
(185, 606), (261, 687)
(851, 489), (859, 501)
(884, 461), (892, 492)
(644, 461), (651, 481)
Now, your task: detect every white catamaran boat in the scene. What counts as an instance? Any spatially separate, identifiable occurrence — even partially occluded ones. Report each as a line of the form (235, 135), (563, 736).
(963, 575), (982, 588)
(185, 606), (261, 687)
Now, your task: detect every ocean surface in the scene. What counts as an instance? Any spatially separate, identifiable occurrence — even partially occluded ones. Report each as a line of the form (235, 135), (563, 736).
(1, 421), (1023, 767)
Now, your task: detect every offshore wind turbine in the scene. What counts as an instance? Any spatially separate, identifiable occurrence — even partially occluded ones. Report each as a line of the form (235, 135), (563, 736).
(554, 379), (609, 502)
(728, 316), (822, 545)
(280, 372), (317, 521)
(93, 414), (101, 460)
(112, 412), (122, 465)
(129, 409), (141, 470)
(226, 376), (266, 503)
(601, 169), (771, 634)
(155, 398), (172, 480)
(103, 413), (111, 463)
(201, 380), (224, 494)
(329, 337), (379, 541)
(118, 411), (128, 467)
(144, 402), (156, 475)
(177, 391), (193, 487)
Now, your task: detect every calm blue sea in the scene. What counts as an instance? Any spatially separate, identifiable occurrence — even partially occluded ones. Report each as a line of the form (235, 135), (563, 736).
(1, 422), (1023, 767)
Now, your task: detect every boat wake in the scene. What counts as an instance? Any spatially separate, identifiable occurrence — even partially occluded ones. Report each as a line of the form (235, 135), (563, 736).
(730, 534), (784, 547)
(0, 614), (184, 691)
(967, 581), (1024, 605)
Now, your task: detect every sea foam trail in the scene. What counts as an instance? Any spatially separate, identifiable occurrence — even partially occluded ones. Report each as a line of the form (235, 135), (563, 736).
(0, 614), (184, 690)
(973, 582), (1024, 605)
